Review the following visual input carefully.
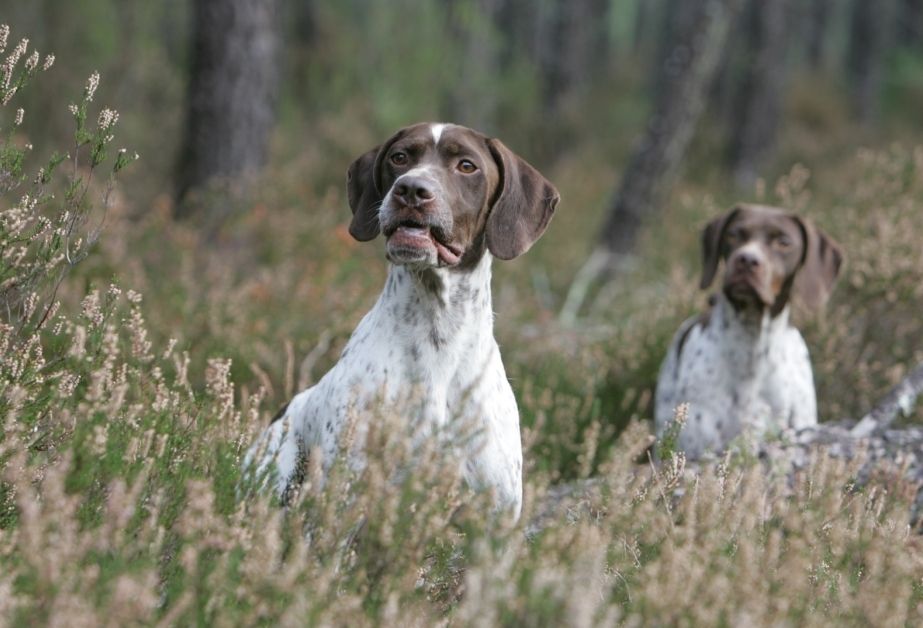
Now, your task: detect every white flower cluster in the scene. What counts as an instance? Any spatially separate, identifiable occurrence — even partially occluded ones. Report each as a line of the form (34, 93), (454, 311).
(1, 37), (27, 88)
(24, 50), (38, 73)
(98, 107), (119, 130)
(81, 291), (104, 329)
(85, 70), (100, 101)
(0, 28), (55, 108)
(0, 193), (39, 236)
(1, 35), (28, 104)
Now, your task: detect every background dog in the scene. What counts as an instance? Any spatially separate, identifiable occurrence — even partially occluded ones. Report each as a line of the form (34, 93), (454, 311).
(655, 204), (844, 458)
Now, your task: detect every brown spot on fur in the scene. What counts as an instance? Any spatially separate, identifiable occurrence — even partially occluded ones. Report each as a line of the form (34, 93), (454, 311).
(676, 307), (712, 364)
(270, 402), (290, 424)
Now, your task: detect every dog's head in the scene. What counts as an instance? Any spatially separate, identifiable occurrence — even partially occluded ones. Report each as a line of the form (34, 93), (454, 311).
(346, 122), (559, 269)
(699, 204), (844, 315)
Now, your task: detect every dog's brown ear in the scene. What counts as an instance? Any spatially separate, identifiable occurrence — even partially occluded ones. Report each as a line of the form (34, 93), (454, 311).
(346, 130), (405, 241)
(346, 146), (382, 241)
(485, 138), (559, 260)
(700, 206), (741, 290)
(791, 216), (844, 312)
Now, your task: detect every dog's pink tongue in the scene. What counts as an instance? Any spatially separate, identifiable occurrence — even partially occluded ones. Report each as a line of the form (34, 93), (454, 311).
(434, 241), (461, 266)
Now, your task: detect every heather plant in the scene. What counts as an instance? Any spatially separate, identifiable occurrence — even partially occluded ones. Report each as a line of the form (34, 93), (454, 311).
(1, 28), (138, 458)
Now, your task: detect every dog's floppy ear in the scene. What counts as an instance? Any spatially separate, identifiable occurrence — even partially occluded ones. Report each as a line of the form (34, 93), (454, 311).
(791, 215), (844, 312)
(346, 129), (404, 241)
(485, 138), (559, 260)
(700, 206), (742, 290)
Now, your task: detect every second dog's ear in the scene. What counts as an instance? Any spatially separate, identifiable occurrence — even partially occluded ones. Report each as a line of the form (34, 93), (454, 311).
(700, 206), (742, 290)
(485, 138), (560, 260)
(346, 130), (404, 241)
(791, 216), (844, 312)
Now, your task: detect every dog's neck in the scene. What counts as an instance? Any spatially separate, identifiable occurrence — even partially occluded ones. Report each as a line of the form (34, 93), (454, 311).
(712, 292), (791, 376)
(369, 252), (495, 358)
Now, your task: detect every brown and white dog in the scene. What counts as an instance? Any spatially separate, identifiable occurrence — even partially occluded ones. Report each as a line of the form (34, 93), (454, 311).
(244, 123), (559, 518)
(655, 204), (843, 458)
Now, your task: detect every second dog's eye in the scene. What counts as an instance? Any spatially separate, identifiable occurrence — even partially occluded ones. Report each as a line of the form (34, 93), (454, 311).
(773, 234), (792, 248)
(457, 159), (478, 174)
(390, 152), (408, 166)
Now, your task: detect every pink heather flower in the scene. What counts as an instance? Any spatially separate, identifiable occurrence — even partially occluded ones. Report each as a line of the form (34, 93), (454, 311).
(24, 50), (38, 73)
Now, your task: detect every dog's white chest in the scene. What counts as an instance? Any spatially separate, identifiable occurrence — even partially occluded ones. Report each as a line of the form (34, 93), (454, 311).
(655, 295), (818, 457)
(244, 258), (523, 517)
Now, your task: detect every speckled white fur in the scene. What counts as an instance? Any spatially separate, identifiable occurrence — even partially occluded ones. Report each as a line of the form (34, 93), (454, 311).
(654, 292), (817, 458)
(243, 253), (523, 517)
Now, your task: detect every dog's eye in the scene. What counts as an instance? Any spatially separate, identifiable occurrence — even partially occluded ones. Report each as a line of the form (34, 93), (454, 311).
(774, 234), (792, 248)
(390, 152), (408, 166)
(457, 159), (478, 174)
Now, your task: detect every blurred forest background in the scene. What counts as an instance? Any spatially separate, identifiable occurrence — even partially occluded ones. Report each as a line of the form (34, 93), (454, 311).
(3, 0), (923, 473)
(6, 0), (923, 212)
(4, 3), (923, 622)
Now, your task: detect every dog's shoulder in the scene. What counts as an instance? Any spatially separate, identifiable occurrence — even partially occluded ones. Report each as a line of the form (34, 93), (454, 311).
(669, 296), (717, 367)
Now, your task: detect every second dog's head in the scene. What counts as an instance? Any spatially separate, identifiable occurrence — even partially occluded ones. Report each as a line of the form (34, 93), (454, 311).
(346, 122), (559, 269)
(700, 204), (844, 315)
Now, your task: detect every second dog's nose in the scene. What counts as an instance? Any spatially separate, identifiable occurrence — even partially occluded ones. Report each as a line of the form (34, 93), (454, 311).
(732, 250), (761, 271)
(393, 176), (435, 206)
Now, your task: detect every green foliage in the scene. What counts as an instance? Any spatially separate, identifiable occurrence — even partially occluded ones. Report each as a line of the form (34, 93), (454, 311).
(655, 402), (686, 462)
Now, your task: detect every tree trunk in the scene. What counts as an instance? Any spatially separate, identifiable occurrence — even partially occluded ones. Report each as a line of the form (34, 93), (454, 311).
(806, 0), (831, 68)
(897, 0), (923, 47)
(534, 0), (610, 116)
(560, 0), (741, 323)
(444, 0), (504, 132)
(728, 0), (792, 190)
(599, 0), (738, 256)
(633, 0), (652, 54)
(847, 0), (893, 125)
(175, 0), (281, 219)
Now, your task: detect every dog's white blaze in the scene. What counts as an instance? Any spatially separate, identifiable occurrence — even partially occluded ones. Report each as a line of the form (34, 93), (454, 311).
(398, 164), (432, 180)
(400, 165), (436, 181)
(431, 123), (446, 145)
(737, 241), (766, 264)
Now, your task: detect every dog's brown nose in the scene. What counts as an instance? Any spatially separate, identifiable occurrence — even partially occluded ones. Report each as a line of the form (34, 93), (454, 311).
(393, 176), (435, 206)
(732, 250), (761, 272)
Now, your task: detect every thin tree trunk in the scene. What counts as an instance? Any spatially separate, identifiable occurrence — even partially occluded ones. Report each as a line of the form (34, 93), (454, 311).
(599, 0), (738, 256)
(175, 0), (281, 219)
(444, 0), (503, 132)
(287, 0), (315, 106)
(633, 0), (651, 54)
(561, 0), (741, 323)
(534, 0), (610, 116)
(806, 0), (831, 68)
(897, 0), (923, 47)
(847, 0), (893, 125)
(729, 0), (792, 190)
